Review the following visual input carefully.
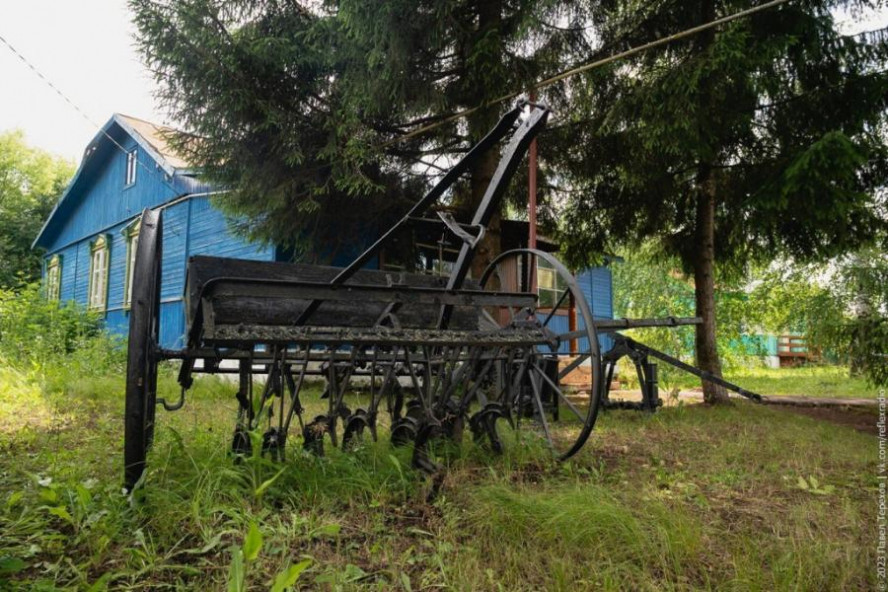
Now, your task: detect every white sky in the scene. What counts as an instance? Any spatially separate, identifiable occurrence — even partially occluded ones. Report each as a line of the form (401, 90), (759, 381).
(0, 0), (167, 162)
(0, 1), (886, 165)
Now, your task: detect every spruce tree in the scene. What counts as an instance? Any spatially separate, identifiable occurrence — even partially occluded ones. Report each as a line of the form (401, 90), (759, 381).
(554, 0), (887, 401)
(131, 1), (888, 402)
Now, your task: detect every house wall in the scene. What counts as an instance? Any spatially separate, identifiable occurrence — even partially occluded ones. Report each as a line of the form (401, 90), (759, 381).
(47, 189), (273, 349)
(42, 132), (185, 254)
(546, 265), (615, 355)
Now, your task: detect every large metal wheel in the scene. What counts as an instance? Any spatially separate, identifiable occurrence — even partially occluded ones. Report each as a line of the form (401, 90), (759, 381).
(480, 249), (603, 460)
(124, 208), (163, 491)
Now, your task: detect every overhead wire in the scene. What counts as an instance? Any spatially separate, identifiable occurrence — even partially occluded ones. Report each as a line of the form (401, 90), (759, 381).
(1, 0), (798, 193)
(382, 0), (797, 148)
(0, 32), (184, 198)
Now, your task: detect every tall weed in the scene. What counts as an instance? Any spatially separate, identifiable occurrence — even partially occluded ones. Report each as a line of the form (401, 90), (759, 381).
(0, 283), (125, 382)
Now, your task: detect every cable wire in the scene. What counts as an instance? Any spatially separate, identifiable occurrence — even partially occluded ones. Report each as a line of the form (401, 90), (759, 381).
(383, 0), (796, 148)
(0, 32), (183, 197)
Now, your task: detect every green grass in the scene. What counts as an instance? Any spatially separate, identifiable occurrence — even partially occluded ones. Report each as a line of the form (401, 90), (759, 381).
(644, 364), (876, 399)
(0, 367), (878, 590)
(722, 365), (876, 398)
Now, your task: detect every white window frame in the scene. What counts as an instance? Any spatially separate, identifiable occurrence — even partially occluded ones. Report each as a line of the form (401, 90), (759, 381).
(46, 254), (62, 301)
(88, 235), (110, 311)
(537, 258), (568, 309)
(125, 149), (137, 186)
(123, 218), (141, 309)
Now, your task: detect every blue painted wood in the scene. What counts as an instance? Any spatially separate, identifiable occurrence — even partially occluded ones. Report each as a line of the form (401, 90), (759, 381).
(537, 265), (614, 355)
(160, 301), (186, 349)
(161, 200), (189, 302)
(73, 241), (90, 304)
(38, 116), (276, 349)
(104, 310), (129, 338)
(187, 196), (273, 261)
(40, 131), (182, 253)
(56, 244), (79, 301)
(107, 227), (125, 310)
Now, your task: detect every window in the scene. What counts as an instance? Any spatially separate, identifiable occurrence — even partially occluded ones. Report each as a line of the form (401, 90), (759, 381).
(537, 258), (568, 309)
(45, 255), (62, 301)
(416, 242), (462, 277)
(125, 149), (137, 186)
(123, 219), (141, 308)
(88, 235), (109, 311)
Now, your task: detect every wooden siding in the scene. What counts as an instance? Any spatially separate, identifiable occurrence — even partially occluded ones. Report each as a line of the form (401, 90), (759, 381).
(545, 266), (615, 354)
(161, 200), (189, 303)
(41, 118), (275, 348)
(42, 129), (182, 253)
(50, 195), (274, 348)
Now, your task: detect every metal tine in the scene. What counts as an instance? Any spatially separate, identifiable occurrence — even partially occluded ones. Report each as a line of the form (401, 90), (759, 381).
(282, 345), (310, 435)
(402, 347), (433, 420)
(324, 349), (341, 448)
(435, 345), (462, 410)
(251, 347), (278, 431)
(278, 347), (287, 435)
(457, 346), (499, 409)
(424, 345), (438, 404)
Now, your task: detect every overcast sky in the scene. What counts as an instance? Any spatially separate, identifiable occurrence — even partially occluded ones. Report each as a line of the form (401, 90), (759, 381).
(0, 0), (166, 162)
(1, 1), (886, 164)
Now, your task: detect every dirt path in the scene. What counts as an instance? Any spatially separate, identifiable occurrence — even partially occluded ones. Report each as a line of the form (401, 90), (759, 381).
(606, 389), (880, 435)
(769, 404), (879, 436)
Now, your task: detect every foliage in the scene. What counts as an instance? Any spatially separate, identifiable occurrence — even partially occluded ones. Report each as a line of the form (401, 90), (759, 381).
(0, 283), (124, 379)
(612, 248), (767, 382)
(128, 0), (600, 259)
(557, 1), (887, 269)
(750, 249), (888, 385)
(0, 131), (73, 287)
(556, 0), (887, 399)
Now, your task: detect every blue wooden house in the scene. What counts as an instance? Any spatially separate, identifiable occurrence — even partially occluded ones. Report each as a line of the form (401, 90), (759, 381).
(35, 114), (614, 349)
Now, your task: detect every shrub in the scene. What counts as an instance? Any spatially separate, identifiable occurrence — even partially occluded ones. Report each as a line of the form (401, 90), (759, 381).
(0, 283), (125, 378)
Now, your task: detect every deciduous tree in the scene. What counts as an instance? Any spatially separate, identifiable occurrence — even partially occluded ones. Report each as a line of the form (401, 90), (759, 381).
(0, 131), (73, 288)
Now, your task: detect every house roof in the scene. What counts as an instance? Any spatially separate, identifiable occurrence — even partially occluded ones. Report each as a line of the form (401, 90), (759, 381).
(115, 113), (191, 171)
(32, 114), (192, 250)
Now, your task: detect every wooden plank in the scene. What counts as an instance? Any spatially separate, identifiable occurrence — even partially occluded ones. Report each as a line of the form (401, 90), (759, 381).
(184, 255), (531, 345)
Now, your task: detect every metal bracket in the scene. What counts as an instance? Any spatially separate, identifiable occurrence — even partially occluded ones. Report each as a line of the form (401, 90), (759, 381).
(437, 211), (486, 248)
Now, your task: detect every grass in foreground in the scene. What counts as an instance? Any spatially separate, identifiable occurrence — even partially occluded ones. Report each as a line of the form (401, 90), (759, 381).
(0, 370), (878, 590)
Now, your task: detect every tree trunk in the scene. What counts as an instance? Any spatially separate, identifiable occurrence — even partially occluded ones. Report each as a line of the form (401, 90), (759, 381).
(465, 0), (504, 281)
(693, 165), (730, 404)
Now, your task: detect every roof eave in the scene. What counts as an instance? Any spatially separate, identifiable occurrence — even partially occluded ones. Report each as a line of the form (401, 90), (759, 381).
(112, 114), (177, 177)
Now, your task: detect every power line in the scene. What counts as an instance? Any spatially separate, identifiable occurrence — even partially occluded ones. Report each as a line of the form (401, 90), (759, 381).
(0, 32), (182, 197)
(384, 0), (797, 147)
(2, 0), (799, 197)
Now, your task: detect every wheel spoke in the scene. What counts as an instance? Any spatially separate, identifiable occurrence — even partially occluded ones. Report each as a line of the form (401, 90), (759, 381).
(557, 353), (591, 380)
(530, 363), (584, 422)
(541, 288), (571, 327)
(527, 367), (553, 449)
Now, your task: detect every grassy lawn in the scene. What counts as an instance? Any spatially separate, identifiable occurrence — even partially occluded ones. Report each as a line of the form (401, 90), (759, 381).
(643, 364), (877, 399)
(723, 366), (877, 398)
(0, 369), (878, 591)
